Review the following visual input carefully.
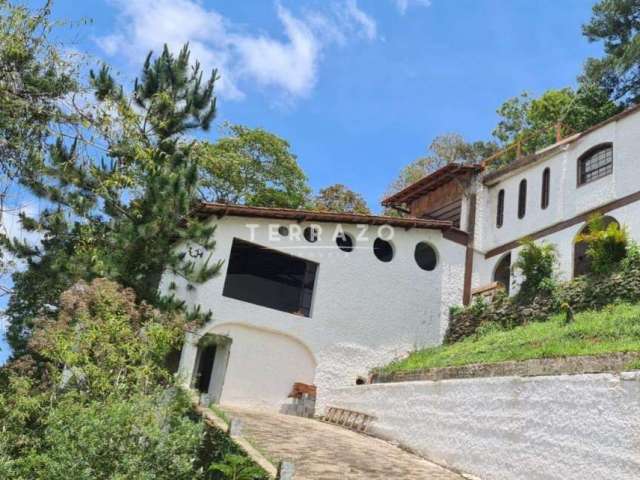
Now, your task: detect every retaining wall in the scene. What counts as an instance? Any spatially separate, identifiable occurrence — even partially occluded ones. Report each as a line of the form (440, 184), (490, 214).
(324, 371), (640, 480)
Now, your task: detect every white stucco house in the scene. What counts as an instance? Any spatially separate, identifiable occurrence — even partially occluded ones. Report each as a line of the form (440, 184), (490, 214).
(165, 103), (640, 414)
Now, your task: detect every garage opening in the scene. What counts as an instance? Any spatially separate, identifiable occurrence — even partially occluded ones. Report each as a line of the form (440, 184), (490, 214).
(223, 238), (318, 317)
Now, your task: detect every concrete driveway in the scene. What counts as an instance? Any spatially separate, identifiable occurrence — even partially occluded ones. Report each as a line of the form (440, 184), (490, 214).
(221, 405), (465, 480)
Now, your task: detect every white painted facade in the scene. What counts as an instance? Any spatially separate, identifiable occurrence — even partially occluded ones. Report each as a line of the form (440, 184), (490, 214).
(324, 371), (640, 480)
(471, 106), (640, 289)
(167, 106), (640, 414)
(163, 215), (466, 411)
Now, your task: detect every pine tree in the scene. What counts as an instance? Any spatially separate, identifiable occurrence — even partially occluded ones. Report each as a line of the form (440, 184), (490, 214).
(4, 44), (222, 354)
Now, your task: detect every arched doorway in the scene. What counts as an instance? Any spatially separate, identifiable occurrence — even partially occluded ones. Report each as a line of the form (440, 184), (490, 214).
(209, 323), (317, 411)
(493, 253), (511, 295)
(573, 216), (619, 277)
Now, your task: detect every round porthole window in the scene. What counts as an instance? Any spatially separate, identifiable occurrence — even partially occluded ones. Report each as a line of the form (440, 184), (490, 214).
(414, 242), (437, 271)
(336, 233), (354, 252)
(304, 226), (319, 243)
(373, 238), (393, 262)
(278, 225), (289, 237)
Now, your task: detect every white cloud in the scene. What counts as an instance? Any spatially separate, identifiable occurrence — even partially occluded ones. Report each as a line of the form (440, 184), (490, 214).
(393, 0), (432, 15)
(343, 0), (377, 41)
(232, 5), (320, 98)
(97, 0), (377, 101)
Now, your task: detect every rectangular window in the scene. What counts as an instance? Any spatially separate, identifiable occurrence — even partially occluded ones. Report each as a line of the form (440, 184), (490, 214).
(496, 189), (504, 228)
(541, 168), (550, 209)
(579, 146), (613, 185)
(223, 238), (318, 317)
(518, 179), (527, 219)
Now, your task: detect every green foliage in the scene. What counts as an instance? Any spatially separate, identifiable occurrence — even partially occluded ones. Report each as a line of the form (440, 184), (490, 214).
(0, 279), (266, 479)
(384, 133), (497, 205)
(312, 183), (371, 214)
(197, 124), (310, 208)
(576, 214), (628, 274)
(381, 302), (640, 374)
(4, 42), (224, 353)
(513, 239), (557, 303)
(209, 454), (265, 480)
(0, 0), (78, 177)
(581, 0), (640, 105)
(491, 87), (621, 163)
(445, 230), (640, 344)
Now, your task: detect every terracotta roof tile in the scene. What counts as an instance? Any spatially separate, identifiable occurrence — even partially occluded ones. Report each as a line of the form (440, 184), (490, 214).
(194, 202), (454, 231)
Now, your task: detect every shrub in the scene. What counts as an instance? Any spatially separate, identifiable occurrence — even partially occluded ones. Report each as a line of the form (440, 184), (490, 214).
(576, 214), (628, 274)
(446, 260), (640, 344)
(0, 279), (267, 480)
(512, 239), (557, 303)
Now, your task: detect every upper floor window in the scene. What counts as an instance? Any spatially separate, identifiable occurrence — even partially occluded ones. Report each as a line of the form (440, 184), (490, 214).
(541, 168), (550, 210)
(518, 179), (527, 219)
(578, 143), (613, 186)
(496, 189), (505, 228)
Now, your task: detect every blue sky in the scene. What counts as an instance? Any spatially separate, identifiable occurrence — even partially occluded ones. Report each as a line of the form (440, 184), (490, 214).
(0, 0), (602, 364)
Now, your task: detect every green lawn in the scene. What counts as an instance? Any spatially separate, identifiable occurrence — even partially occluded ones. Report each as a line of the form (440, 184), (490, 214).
(379, 302), (640, 375)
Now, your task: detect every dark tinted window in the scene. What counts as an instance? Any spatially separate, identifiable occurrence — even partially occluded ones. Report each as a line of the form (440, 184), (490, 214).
(518, 179), (527, 219)
(223, 238), (317, 317)
(414, 242), (437, 271)
(541, 168), (550, 209)
(578, 144), (613, 185)
(336, 232), (354, 252)
(496, 189), (505, 228)
(278, 225), (289, 237)
(303, 226), (319, 243)
(373, 238), (393, 262)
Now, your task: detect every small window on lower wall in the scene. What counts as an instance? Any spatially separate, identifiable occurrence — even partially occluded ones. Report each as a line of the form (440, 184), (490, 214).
(223, 238), (318, 317)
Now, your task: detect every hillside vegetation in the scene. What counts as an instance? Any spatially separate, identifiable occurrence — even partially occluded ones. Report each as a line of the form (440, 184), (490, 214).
(380, 302), (640, 375)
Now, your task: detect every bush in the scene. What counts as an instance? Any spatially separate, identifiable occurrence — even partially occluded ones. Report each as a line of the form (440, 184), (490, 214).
(446, 260), (640, 344)
(576, 214), (628, 274)
(0, 279), (267, 480)
(512, 239), (557, 303)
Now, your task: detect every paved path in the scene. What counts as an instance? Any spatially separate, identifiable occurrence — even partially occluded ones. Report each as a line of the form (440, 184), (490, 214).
(221, 406), (464, 480)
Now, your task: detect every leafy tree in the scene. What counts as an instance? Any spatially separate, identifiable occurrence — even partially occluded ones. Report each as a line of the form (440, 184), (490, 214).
(581, 0), (640, 105)
(197, 124), (310, 208)
(3, 44), (222, 354)
(312, 183), (371, 214)
(385, 133), (497, 197)
(0, 279), (266, 480)
(491, 87), (621, 163)
(0, 0), (78, 177)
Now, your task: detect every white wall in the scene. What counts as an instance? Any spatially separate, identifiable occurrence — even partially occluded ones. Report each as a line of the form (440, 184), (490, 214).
(324, 372), (640, 480)
(209, 323), (316, 410)
(164, 216), (466, 411)
(473, 109), (640, 288)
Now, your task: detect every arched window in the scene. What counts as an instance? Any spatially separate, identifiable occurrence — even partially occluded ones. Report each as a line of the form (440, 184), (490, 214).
(493, 253), (511, 295)
(496, 189), (505, 228)
(573, 216), (619, 277)
(578, 143), (613, 186)
(518, 179), (527, 219)
(541, 168), (550, 209)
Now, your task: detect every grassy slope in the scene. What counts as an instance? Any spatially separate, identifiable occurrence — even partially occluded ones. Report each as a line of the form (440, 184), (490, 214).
(381, 302), (640, 374)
